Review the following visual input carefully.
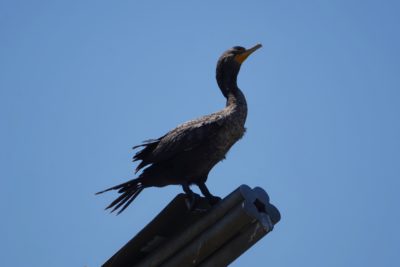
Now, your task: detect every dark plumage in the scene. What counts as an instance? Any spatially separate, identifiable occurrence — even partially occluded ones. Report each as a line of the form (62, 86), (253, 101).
(97, 44), (262, 214)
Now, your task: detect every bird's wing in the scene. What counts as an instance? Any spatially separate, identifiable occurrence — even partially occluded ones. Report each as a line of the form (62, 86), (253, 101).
(133, 112), (225, 172)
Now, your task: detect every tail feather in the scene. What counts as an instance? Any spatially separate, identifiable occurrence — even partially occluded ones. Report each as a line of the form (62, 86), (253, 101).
(96, 178), (144, 214)
(105, 191), (131, 210)
(117, 189), (142, 214)
(110, 191), (134, 213)
(95, 180), (133, 195)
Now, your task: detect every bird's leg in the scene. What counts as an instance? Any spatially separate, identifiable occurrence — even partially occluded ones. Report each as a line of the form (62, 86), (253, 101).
(198, 182), (221, 206)
(182, 183), (200, 210)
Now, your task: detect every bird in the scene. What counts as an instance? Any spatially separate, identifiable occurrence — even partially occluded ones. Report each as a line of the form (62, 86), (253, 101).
(97, 44), (262, 214)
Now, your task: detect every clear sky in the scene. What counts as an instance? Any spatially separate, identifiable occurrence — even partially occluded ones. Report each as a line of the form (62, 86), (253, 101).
(1, 1), (399, 266)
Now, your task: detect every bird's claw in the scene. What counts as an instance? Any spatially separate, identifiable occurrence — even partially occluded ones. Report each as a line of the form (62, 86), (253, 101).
(185, 192), (201, 211)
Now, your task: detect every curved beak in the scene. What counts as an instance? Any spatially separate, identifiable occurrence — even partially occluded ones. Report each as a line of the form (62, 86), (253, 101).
(235, 43), (262, 64)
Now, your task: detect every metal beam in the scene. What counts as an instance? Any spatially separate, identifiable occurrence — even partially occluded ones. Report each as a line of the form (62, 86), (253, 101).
(101, 185), (280, 267)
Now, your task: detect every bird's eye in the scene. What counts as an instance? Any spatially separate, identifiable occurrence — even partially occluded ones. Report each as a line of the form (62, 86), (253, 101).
(232, 46), (245, 52)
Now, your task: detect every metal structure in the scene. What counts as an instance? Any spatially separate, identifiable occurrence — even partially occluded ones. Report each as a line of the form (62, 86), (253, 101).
(102, 185), (280, 267)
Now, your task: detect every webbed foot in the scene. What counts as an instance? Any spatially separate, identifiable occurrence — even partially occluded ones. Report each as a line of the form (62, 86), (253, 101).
(207, 195), (222, 206)
(182, 183), (201, 211)
(198, 182), (221, 206)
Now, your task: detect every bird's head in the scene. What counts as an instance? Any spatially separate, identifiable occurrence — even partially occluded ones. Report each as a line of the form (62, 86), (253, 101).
(216, 43), (262, 97)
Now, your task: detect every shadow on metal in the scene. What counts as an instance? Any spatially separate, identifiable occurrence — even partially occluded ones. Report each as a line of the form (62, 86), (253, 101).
(102, 185), (280, 267)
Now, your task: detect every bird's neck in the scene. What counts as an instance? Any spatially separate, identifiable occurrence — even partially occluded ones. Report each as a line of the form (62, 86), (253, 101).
(226, 87), (246, 108)
(217, 68), (247, 122)
(225, 87), (248, 123)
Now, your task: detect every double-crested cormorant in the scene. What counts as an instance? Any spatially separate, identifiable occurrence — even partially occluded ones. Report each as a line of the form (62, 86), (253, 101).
(97, 44), (262, 214)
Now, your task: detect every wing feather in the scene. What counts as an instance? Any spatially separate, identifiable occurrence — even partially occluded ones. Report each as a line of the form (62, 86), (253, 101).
(133, 112), (225, 172)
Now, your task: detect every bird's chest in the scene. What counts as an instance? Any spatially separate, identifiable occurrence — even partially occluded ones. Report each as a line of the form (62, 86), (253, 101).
(216, 120), (245, 150)
(206, 114), (246, 164)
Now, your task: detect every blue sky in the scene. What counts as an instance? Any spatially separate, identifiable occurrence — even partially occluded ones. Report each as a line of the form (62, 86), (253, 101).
(1, 1), (399, 266)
